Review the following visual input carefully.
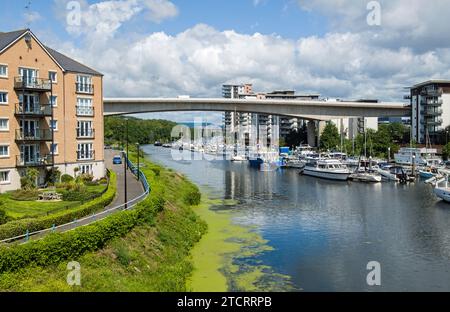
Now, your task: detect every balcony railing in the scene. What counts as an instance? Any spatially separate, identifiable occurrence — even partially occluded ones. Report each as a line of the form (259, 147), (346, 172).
(15, 103), (52, 117)
(14, 77), (52, 91)
(77, 150), (95, 160)
(76, 128), (95, 139)
(76, 106), (95, 116)
(421, 108), (443, 116)
(76, 83), (94, 94)
(15, 129), (53, 141)
(16, 154), (53, 167)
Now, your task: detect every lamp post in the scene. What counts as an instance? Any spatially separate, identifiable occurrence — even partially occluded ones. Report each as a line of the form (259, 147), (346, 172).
(136, 142), (140, 181)
(124, 118), (128, 209)
(388, 147), (391, 163)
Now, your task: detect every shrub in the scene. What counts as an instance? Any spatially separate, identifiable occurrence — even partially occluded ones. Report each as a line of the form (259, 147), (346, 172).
(10, 189), (40, 201)
(0, 171), (116, 240)
(0, 209), (8, 225)
(20, 168), (39, 190)
(77, 173), (94, 183)
(45, 168), (61, 185)
(61, 174), (74, 183)
(182, 184), (201, 206)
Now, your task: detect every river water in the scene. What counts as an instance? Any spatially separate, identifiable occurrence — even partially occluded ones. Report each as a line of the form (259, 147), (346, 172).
(143, 145), (450, 292)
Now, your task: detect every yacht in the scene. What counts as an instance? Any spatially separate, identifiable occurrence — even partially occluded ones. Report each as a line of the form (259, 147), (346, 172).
(349, 170), (382, 183)
(394, 147), (442, 167)
(301, 159), (351, 181)
(433, 176), (450, 202)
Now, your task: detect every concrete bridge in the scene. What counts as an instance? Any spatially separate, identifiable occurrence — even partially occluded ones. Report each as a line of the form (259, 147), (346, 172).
(103, 97), (409, 121)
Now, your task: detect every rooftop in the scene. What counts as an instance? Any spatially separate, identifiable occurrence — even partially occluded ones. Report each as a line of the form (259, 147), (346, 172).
(411, 80), (450, 89)
(0, 29), (102, 76)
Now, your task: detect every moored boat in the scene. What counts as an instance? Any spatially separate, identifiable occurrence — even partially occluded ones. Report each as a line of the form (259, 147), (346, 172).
(301, 159), (351, 181)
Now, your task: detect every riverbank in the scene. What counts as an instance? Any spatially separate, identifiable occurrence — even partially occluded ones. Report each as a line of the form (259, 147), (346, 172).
(0, 154), (206, 291)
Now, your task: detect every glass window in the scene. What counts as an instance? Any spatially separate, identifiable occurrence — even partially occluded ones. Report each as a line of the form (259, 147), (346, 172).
(49, 71), (57, 83)
(50, 120), (58, 131)
(50, 143), (58, 155)
(0, 118), (8, 130)
(0, 65), (7, 77)
(0, 145), (9, 156)
(0, 171), (10, 183)
(50, 95), (57, 107)
(0, 92), (7, 104)
(77, 143), (94, 159)
(76, 98), (94, 116)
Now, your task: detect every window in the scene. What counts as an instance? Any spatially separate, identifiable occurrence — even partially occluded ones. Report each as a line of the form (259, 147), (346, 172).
(50, 120), (58, 131)
(0, 118), (8, 131)
(0, 171), (10, 184)
(76, 98), (94, 116)
(77, 120), (93, 137)
(76, 75), (93, 93)
(0, 92), (7, 104)
(77, 143), (94, 160)
(49, 71), (57, 83)
(50, 95), (57, 107)
(79, 164), (93, 175)
(0, 145), (9, 157)
(50, 143), (58, 155)
(0, 65), (7, 78)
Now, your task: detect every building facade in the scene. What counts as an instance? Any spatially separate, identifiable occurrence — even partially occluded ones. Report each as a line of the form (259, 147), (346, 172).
(410, 80), (450, 144)
(0, 29), (105, 192)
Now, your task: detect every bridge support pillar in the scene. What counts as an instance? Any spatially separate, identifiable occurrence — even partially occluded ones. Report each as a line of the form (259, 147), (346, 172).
(307, 121), (316, 147)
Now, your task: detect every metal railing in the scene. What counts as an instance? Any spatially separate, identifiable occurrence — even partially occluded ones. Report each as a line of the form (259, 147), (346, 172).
(0, 156), (150, 244)
(76, 128), (95, 139)
(15, 129), (53, 141)
(76, 105), (95, 116)
(14, 77), (52, 91)
(16, 154), (53, 167)
(15, 103), (52, 116)
(77, 150), (95, 160)
(76, 83), (94, 94)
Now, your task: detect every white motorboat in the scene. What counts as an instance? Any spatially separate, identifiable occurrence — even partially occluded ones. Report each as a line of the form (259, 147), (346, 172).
(433, 176), (450, 202)
(231, 155), (246, 162)
(349, 171), (382, 183)
(301, 159), (351, 181)
(394, 147), (442, 167)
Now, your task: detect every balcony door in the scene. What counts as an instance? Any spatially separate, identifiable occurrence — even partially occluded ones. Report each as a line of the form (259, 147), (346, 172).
(20, 144), (40, 164)
(20, 119), (39, 137)
(19, 94), (39, 113)
(19, 68), (37, 86)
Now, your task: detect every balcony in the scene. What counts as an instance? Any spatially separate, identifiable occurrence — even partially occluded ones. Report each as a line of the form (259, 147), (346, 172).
(421, 108), (443, 116)
(15, 103), (52, 117)
(77, 150), (95, 160)
(421, 118), (443, 126)
(15, 129), (53, 142)
(16, 155), (53, 167)
(77, 128), (95, 139)
(76, 83), (94, 95)
(76, 106), (95, 117)
(14, 77), (52, 92)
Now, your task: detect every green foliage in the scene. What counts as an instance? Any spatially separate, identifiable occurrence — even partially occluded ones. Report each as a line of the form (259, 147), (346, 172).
(285, 125), (308, 148)
(442, 143), (450, 161)
(60, 174), (74, 183)
(20, 168), (40, 190)
(0, 209), (8, 225)
(104, 116), (177, 145)
(182, 184), (201, 206)
(76, 173), (94, 183)
(320, 122), (340, 151)
(45, 168), (61, 185)
(0, 172), (116, 240)
(10, 189), (40, 201)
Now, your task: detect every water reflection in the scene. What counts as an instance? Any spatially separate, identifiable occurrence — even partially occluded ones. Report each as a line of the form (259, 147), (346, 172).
(144, 146), (450, 291)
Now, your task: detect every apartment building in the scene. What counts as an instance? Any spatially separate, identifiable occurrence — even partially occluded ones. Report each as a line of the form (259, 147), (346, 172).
(410, 80), (450, 144)
(0, 29), (105, 192)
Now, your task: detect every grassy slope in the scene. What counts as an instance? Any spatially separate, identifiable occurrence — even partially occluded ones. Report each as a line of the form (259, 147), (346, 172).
(0, 158), (207, 292)
(0, 184), (108, 220)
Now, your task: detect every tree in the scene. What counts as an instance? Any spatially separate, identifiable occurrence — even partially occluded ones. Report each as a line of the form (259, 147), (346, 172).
(285, 125), (308, 148)
(320, 122), (340, 151)
(442, 143), (450, 161)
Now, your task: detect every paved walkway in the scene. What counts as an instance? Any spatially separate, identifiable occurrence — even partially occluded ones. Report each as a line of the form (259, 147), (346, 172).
(10, 150), (145, 244)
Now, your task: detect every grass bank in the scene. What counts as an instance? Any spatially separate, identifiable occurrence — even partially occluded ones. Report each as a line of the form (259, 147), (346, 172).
(0, 155), (207, 291)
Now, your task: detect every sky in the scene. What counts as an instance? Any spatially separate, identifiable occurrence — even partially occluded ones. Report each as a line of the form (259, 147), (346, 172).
(1, 0), (450, 124)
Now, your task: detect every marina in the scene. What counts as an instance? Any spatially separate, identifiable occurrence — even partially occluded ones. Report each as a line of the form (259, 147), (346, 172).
(145, 144), (450, 291)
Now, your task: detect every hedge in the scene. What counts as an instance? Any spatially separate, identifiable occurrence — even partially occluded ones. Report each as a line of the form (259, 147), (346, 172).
(0, 194), (164, 273)
(0, 171), (117, 240)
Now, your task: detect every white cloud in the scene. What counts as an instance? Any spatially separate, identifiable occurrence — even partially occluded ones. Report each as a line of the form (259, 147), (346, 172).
(44, 1), (450, 123)
(24, 11), (42, 24)
(143, 0), (178, 23)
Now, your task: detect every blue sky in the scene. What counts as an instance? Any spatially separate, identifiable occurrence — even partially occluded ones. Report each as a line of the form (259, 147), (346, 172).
(2, 0), (450, 124)
(1, 0), (328, 40)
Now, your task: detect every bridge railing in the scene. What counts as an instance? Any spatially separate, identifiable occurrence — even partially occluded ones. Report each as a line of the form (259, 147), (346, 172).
(0, 155), (150, 244)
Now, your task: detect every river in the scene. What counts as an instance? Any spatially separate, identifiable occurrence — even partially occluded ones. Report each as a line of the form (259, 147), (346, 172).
(143, 145), (450, 292)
